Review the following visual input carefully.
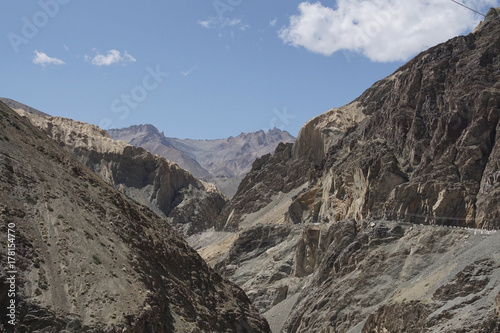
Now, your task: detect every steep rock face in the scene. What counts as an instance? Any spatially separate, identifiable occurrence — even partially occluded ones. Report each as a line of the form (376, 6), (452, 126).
(292, 102), (366, 165)
(0, 101), (270, 332)
(214, 223), (307, 320)
(14, 110), (226, 236)
(289, 12), (500, 228)
(279, 13), (500, 332)
(109, 125), (295, 197)
(215, 142), (312, 231)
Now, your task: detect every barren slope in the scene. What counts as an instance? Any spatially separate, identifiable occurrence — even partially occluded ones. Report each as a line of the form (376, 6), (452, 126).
(0, 101), (270, 332)
(14, 109), (226, 237)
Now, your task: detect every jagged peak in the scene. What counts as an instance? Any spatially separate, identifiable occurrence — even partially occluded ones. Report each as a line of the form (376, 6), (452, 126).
(108, 123), (161, 136)
(474, 6), (500, 32)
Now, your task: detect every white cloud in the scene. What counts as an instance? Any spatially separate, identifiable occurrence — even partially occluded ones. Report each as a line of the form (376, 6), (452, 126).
(85, 49), (136, 66)
(270, 18), (278, 27)
(279, 0), (495, 62)
(32, 51), (65, 67)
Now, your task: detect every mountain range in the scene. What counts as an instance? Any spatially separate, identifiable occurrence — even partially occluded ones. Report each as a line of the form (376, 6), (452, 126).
(108, 125), (295, 197)
(1, 6), (500, 333)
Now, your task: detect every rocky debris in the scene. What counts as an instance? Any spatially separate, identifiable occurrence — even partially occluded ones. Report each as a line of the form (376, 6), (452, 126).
(14, 109), (226, 237)
(433, 259), (495, 301)
(108, 124), (295, 197)
(284, 221), (500, 332)
(0, 101), (270, 332)
(223, 224), (292, 268)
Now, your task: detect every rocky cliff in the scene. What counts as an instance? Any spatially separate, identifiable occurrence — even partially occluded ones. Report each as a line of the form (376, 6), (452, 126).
(0, 101), (270, 332)
(108, 125), (295, 197)
(13, 109), (226, 237)
(286, 6), (500, 229)
(197, 8), (500, 333)
(214, 142), (312, 231)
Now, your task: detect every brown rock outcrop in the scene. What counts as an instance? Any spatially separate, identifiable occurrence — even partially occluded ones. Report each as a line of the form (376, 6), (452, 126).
(362, 301), (431, 333)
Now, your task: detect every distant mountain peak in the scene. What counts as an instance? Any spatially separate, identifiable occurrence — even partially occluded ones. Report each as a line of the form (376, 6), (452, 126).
(108, 125), (295, 197)
(110, 123), (161, 135)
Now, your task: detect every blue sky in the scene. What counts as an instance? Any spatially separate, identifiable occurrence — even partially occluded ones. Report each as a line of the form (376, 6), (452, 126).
(1, 0), (497, 139)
